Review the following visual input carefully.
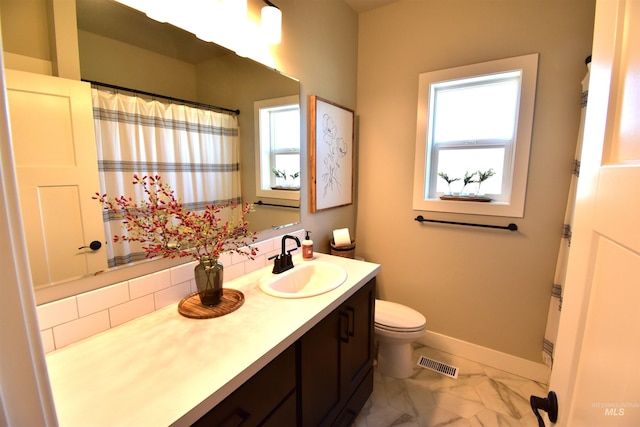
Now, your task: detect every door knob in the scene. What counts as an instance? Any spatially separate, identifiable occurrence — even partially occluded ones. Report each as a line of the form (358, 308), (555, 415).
(79, 240), (102, 251)
(530, 391), (558, 426)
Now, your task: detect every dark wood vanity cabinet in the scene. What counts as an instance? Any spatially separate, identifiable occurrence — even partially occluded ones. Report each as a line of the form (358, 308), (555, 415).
(298, 278), (375, 427)
(192, 278), (375, 427)
(192, 344), (297, 427)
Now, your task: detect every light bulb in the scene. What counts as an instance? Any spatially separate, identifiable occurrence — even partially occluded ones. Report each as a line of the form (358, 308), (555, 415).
(261, 5), (282, 44)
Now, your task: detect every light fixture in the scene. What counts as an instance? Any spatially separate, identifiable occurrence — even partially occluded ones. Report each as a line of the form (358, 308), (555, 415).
(261, 0), (282, 44)
(144, 0), (172, 23)
(113, 0), (280, 56)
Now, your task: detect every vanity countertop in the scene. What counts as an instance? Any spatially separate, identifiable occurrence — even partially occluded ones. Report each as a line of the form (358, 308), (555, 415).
(45, 253), (380, 427)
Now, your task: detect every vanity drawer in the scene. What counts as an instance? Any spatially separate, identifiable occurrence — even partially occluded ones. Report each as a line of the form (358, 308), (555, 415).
(193, 344), (296, 426)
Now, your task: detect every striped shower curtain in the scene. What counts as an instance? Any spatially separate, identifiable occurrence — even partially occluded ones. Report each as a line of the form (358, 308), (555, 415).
(542, 59), (591, 367)
(92, 87), (241, 268)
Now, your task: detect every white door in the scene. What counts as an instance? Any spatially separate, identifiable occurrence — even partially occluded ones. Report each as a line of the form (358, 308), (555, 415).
(6, 70), (107, 288)
(547, 0), (640, 425)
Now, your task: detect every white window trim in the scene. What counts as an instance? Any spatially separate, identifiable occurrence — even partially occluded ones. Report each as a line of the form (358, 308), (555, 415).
(413, 53), (538, 218)
(254, 95), (300, 201)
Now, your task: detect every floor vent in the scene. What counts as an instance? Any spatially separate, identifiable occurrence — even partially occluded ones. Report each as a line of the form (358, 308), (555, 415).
(417, 356), (459, 379)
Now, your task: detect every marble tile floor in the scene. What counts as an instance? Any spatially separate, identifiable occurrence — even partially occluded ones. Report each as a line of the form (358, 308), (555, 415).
(355, 344), (548, 427)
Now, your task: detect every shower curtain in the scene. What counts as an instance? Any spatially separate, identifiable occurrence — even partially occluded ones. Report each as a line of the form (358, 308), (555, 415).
(92, 87), (241, 268)
(542, 59), (591, 367)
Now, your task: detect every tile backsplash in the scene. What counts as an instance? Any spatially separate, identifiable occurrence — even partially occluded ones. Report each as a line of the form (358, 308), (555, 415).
(37, 230), (305, 353)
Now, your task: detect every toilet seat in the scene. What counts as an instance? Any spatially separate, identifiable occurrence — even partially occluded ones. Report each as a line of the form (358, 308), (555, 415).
(375, 299), (426, 332)
(375, 323), (425, 333)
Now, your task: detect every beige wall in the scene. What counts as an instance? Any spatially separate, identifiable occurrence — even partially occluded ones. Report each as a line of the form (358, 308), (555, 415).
(356, 0), (595, 362)
(0, 0), (50, 60)
(78, 30), (198, 100)
(275, 0), (360, 252)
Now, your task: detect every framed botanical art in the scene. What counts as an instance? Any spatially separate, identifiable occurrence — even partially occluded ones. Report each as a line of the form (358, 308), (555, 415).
(309, 95), (355, 212)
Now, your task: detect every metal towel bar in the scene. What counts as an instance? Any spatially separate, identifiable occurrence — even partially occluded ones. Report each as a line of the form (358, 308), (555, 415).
(254, 200), (299, 209)
(414, 215), (518, 231)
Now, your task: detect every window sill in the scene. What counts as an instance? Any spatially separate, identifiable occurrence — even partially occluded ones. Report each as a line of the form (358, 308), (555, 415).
(439, 195), (492, 202)
(413, 197), (523, 218)
(256, 188), (300, 201)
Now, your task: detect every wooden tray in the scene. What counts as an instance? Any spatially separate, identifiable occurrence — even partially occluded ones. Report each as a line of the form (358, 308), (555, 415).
(440, 195), (492, 202)
(178, 288), (244, 319)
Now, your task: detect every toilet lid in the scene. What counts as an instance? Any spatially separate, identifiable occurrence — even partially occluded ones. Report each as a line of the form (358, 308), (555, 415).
(375, 299), (426, 332)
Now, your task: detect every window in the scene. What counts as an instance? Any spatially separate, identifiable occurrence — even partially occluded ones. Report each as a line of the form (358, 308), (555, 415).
(255, 95), (300, 201)
(413, 54), (538, 217)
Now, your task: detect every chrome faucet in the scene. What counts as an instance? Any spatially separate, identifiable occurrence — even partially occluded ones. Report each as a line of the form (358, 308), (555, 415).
(270, 235), (301, 274)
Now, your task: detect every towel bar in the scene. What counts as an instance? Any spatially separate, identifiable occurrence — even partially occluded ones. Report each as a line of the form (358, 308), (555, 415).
(414, 215), (518, 231)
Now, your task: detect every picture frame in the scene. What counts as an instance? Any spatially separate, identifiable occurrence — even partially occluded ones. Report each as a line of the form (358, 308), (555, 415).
(309, 95), (355, 212)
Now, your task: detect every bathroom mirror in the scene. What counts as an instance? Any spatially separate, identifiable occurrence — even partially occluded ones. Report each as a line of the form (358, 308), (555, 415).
(32, 0), (300, 301)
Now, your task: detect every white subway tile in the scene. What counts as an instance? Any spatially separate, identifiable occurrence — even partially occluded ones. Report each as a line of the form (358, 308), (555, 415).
(264, 248), (281, 262)
(37, 296), (78, 330)
(129, 270), (171, 299)
(255, 237), (275, 254)
(109, 295), (155, 328)
(218, 252), (232, 266)
(170, 261), (196, 285)
(290, 230), (305, 241)
(231, 239), (273, 264)
(154, 282), (191, 309)
(223, 262), (245, 283)
(40, 329), (55, 353)
(52, 311), (110, 349)
(77, 281), (129, 317)
(244, 255), (267, 273)
(36, 232), (306, 344)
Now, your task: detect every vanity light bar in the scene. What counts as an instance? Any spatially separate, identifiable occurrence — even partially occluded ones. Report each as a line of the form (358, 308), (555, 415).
(113, 0), (282, 53)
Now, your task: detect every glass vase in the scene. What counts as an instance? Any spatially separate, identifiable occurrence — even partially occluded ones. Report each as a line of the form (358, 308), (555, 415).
(194, 258), (223, 306)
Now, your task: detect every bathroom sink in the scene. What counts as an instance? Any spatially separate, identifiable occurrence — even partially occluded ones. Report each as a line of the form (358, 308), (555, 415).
(259, 261), (348, 298)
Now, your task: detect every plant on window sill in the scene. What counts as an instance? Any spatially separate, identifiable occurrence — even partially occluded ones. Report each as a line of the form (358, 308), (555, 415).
(438, 169), (496, 202)
(271, 168), (300, 190)
(437, 172), (460, 195)
(475, 168), (496, 196)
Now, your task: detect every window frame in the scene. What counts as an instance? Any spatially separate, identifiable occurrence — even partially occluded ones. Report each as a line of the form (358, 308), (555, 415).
(413, 53), (539, 217)
(254, 95), (300, 201)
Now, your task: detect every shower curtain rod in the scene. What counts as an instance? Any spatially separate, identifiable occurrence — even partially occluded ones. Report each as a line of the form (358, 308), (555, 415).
(84, 80), (240, 116)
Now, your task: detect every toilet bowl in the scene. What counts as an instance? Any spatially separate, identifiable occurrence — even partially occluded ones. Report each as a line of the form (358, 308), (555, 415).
(374, 299), (427, 379)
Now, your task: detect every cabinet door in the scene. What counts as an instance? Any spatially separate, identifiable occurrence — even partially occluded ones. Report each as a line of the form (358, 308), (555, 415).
(340, 279), (375, 400)
(298, 310), (342, 427)
(298, 279), (376, 427)
(333, 369), (373, 427)
(193, 345), (296, 427)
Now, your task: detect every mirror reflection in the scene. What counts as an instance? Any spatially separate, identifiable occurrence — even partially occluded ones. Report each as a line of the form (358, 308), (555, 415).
(15, 0), (301, 292)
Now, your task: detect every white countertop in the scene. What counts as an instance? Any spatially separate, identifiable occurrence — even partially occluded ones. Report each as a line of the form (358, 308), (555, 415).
(45, 254), (380, 427)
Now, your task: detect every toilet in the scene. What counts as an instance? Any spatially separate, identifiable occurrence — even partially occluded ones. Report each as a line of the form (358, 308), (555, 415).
(374, 299), (427, 379)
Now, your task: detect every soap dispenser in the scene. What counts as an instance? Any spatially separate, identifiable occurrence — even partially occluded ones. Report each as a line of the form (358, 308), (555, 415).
(302, 231), (314, 260)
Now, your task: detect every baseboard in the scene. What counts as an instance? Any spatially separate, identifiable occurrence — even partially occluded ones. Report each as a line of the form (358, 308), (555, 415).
(417, 331), (551, 384)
